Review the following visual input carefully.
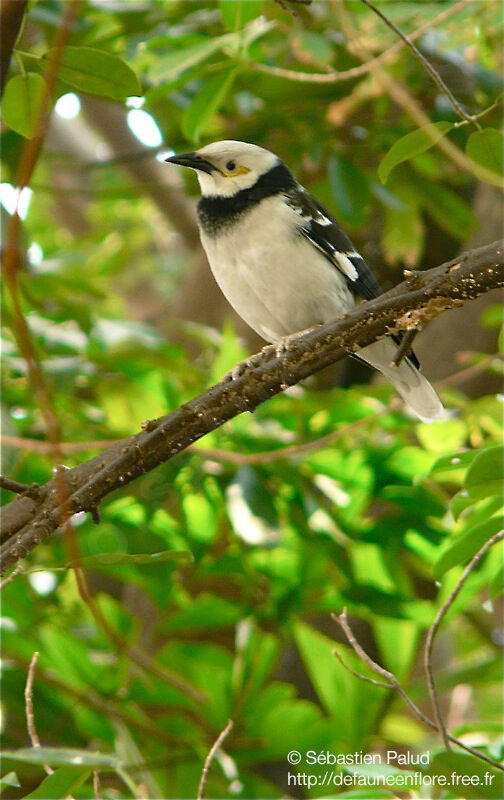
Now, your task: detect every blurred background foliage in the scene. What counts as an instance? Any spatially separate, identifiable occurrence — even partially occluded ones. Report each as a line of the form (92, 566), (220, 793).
(1, 0), (503, 798)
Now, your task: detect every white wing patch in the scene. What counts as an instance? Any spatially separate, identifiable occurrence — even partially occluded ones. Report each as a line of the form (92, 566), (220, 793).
(285, 188), (377, 292)
(314, 211), (332, 226)
(334, 252), (359, 281)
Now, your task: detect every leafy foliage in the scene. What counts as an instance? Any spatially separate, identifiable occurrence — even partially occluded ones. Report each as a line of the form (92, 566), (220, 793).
(1, 1), (502, 798)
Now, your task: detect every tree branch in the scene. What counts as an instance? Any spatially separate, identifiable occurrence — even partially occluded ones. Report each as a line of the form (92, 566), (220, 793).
(1, 240), (503, 575)
(332, 606), (504, 772)
(0, 0), (28, 97)
(335, 1), (503, 187)
(252, 0), (472, 83)
(25, 651), (53, 777)
(424, 530), (504, 751)
(359, 0), (477, 125)
(197, 719), (234, 800)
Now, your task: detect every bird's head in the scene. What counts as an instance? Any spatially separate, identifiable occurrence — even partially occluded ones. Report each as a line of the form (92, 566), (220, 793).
(165, 140), (279, 197)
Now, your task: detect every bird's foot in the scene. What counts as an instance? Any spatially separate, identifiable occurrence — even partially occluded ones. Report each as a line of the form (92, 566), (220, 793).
(223, 360), (249, 382)
(223, 326), (320, 383)
(274, 325), (322, 357)
(223, 342), (282, 382)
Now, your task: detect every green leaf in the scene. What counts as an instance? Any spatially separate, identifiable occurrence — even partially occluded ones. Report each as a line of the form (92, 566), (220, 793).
(451, 492), (503, 521)
(382, 182), (424, 267)
(149, 34), (237, 84)
(416, 419), (468, 454)
(466, 128), (504, 185)
(220, 0), (263, 30)
(428, 450), (480, 477)
(167, 593), (241, 630)
(24, 766), (92, 799)
(0, 772), (20, 788)
(44, 47), (141, 99)
(2, 747), (119, 768)
(67, 549), (193, 568)
(374, 618), (420, 681)
(328, 153), (370, 227)
(378, 122), (454, 183)
(1, 73), (46, 138)
(490, 562), (503, 601)
(293, 622), (386, 750)
(292, 31), (334, 65)
(182, 68), (236, 144)
(210, 319), (247, 384)
(465, 445), (504, 490)
(457, 483), (504, 510)
(415, 180), (478, 239)
(480, 304), (504, 329)
(386, 446), (437, 480)
(434, 515), (504, 578)
(183, 492), (218, 543)
(39, 625), (100, 690)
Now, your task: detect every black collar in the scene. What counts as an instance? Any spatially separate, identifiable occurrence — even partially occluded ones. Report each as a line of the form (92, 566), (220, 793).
(197, 161), (296, 235)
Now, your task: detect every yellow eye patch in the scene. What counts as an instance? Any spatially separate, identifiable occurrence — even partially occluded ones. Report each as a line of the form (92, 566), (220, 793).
(222, 165), (250, 178)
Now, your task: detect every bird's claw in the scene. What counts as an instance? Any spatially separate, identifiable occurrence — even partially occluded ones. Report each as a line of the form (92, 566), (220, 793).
(223, 327), (318, 383)
(224, 361), (248, 382)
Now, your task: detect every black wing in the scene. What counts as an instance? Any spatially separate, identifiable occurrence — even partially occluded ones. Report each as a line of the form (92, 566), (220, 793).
(285, 184), (420, 368)
(285, 184), (381, 302)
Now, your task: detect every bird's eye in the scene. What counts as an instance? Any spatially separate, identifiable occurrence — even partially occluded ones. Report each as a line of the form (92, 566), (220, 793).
(226, 160), (236, 171)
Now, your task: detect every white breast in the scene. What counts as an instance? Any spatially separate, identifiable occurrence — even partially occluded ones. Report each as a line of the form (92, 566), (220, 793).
(200, 196), (354, 342)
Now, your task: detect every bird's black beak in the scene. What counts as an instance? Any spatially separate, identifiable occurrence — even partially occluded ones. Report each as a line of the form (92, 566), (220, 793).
(165, 152), (214, 174)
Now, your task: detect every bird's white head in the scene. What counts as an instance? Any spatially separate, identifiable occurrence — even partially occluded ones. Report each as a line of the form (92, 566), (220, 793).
(165, 140), (280, 197)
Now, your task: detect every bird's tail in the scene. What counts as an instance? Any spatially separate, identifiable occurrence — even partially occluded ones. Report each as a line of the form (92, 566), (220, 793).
(358, 338), (445, 423)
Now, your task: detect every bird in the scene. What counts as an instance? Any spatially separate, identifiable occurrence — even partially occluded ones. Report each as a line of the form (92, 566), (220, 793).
(165, 140), (444, 422)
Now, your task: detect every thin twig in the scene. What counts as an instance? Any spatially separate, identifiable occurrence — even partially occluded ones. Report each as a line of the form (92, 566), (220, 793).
(273, 0), (311, 15)
(0, 408), (389, 461)
(0, 476), (33, 494)
(391, 78), (502, 186)
(0, 402), (398, 467)
(335, 1), (503, 188)
(0, 408), (390, 464)
(70, 564), (207, 703)
(2, 0), (82, 460)
(0, 348), (501, 462)
(0, 342), (500, 463)
(15, 653), (190, 747)
(252, 0), (472, 83)
(0, 475), (41, 499)
(424, 530), (504, 751)
(332, 609), (504, 771)
(25, 652), (53, 775)
(437, 353), (504, 387)
(0, 563), (24, 590)
(359, 0), (477, 126)
(25, 653), (42, 748)
(0, 436), (121, 453)
(332, 610), (425, 720)
(193, 405), (392, 465)
(197, 719), (234, 800)
(332, 647), (393, 689)
(391, 330), (419, 367)
(93, 770), (102, 800)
